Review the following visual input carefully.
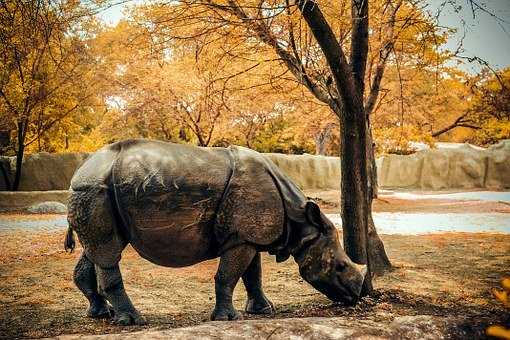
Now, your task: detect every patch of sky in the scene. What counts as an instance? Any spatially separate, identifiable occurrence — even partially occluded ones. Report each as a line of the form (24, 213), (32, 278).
(425, 0), (510, 73)
(105, 95), (127, 110)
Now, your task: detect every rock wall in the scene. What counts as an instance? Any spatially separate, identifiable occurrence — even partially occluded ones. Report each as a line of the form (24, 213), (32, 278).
(485, 140), (510, 189)
(55, 315), (460, 340)
(0, 190), (70, 211)
(265, 153), (341, 190)
(0, 152), (89, 191)
(378, 140), (510, 190)
(1, 140), (509, 192)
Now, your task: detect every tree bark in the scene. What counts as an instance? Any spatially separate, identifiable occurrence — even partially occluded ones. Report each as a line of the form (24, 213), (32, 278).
(338, 107), (373, 294)
(366, 115), (392, 275)
(367, 210), (391, 275)
(13, 141), (25, 191)
(339, 112), (391, 287)
(12, 120), (27, 191)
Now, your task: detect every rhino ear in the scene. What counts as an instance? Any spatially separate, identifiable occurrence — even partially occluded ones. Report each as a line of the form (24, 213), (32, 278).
(305, 201), (322, 228)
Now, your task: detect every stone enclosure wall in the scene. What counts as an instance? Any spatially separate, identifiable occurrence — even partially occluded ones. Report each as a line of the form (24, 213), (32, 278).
(377, 141), (510, 190)
(0, 152), (89, 191)
(1, 140), (509, 192)
(270, 140), (510, 190)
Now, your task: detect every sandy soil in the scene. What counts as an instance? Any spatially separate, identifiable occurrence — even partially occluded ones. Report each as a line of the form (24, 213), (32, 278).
(0, 194), (509, 339)
(0, 229), (508, 339)
(0, 213), (67, 221)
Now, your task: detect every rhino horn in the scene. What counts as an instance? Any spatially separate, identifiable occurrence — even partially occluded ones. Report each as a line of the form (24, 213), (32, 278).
(354, 263), (368, 278)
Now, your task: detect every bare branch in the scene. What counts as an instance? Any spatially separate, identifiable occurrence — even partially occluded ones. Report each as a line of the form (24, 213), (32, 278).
(296, 0), (363, 117)
(216, 0), (338, 110)
(365, 0), (402, 115)
(431, 112), (480, 137)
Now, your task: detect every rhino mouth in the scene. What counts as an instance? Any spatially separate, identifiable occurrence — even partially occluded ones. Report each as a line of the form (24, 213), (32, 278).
(308, 275), (361, 305)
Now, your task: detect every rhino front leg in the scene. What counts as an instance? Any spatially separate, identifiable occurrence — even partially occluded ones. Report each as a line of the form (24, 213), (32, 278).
(211, 245), (256, 321)
(242, 252), (275, 315)
(96, 264), (146, 325)
(73, 253), (111, 318)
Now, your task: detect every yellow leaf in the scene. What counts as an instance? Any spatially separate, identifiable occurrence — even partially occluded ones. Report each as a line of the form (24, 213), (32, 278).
(502, 278), (510, 292)
(493, 288), (510, 307)
(487, 325), (510, 340)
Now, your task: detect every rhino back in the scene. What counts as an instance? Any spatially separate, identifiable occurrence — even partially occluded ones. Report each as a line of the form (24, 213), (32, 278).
(112, 140), (231, 266)
(70, 144), (119, 191)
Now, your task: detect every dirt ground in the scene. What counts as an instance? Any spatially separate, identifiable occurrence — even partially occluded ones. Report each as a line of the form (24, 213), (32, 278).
(0, 195), (509, 339)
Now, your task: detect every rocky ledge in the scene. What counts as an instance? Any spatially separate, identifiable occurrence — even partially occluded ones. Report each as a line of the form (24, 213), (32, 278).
(54, 315), (476, 340)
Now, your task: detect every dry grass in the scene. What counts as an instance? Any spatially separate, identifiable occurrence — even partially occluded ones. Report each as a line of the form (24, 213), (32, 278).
(1, 194), (509, 338)
(0, 229), (509, 339)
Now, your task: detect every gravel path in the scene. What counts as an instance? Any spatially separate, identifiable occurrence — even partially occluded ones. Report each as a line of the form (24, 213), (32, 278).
(1, 211), (509, 234)
(0, 215), (68, 232)
(383, 190), (510, 202)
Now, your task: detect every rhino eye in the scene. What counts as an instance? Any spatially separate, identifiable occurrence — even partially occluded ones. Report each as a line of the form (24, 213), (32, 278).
(336, 262), (346, 272)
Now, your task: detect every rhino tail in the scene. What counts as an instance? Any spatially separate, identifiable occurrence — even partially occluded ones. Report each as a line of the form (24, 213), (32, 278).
(64, 225), (76, 253)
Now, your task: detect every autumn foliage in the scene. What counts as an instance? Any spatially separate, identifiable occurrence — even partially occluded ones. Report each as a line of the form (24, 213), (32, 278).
(0, 1), (508, 156)
(487, 277), (510, 340)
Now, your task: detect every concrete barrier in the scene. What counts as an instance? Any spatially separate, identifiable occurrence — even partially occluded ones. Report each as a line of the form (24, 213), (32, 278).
(485, 140), (510, 189)
(1, 140), (509, 194)
(0, 152), (89, 191)
(265, 153), (340, 190)
(0, 190), (70, 211)
(378, 140), (510, 190)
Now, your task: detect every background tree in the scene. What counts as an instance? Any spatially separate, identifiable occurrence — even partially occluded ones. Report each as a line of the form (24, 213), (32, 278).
(371, 66), (510, 153)
(465, 68), (510, 145)
(0, 0), (100, 190)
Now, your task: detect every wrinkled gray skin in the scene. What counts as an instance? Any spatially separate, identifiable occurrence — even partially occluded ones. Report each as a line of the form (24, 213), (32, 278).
(66, 139), (366, 325)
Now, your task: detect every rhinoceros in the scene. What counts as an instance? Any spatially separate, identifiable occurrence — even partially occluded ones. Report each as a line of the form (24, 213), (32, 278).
(65, 139), (367, 325)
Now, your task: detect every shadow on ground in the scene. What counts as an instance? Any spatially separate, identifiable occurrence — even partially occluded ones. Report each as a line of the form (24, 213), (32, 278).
(0, 225), (508, 339)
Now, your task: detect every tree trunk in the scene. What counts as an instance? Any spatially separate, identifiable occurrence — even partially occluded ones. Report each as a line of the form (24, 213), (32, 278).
(366, 122), (378, 199)
(315, 136), (327, 155)
(337, 107), (392, 295)
(338, 108), (373, 294)
(64, 132), (69, 150)
(314, 124), (333, 155)
(13, 143), (24, 191)
(366, 209), (391, 275)
(366, 116), (392, 275)
(12, 121), (27, 191)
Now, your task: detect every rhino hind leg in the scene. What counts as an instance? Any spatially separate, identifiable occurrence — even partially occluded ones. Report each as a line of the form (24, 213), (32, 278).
(73, 253), (111, 318)
(242, 252), (275, 315)
(95, 264), (146, 326)
(211, 245), (258, 321)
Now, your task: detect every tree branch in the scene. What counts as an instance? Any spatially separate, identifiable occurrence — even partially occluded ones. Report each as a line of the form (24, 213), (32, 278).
(350, 0), (369, 96)
(217, 0), (338, 111)
(296, 0), (361, 117)
(24, 103), (80, 147)
(365, 0), (402, 115)
(431, 112), (480, 137)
